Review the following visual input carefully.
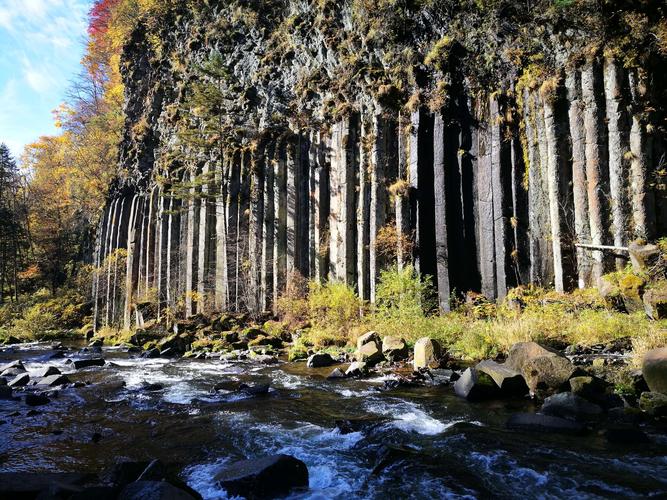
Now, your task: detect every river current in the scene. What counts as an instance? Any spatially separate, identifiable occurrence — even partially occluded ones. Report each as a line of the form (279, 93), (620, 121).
(1, 343), (666, 499)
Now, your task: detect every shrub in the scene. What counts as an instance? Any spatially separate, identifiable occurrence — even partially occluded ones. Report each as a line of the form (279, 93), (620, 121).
(308, 281), (363, 334)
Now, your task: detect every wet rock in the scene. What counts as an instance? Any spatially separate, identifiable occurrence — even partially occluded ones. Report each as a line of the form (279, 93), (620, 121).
(8, 373), (30, 387)
(25, 393), (50, 406)
(382, 336), (409, 361)
(0, 472), (97, 499)
(453, 368), (500, 401)
(506, 412), (586, 435)
(49, 351), (66, 360)
(639, 391), (667, 417)
(0, 386), (12, 399)
(119, 480), (196, 500)
(73, 358), (106, 369)
(0, 368), (23, 378)
(380, 376), (419, 391)
(540, 392), (603, 422)
(413, 337), (443, 370)
(475, 360), (528, 396)
(239, 383), (270, 396)
(0, 360), (25, 373)
(89, 338), (104, 347)
(522, 355), (576, 394)
(142, 382), (164, 392)
(307, 352), (335, 368)
(33, 366), (61, 378)
(327, 367), (346, 379)
(142, 348), (161, 359)
(371, 444), (421, 475)
(603, 427), (650, 446)
(345, 361), (367, 377)
(642, 347), (667, 394)
(70, 486), (117, 500)
(505, 342), (557, 372)
(214, 454), (308, 499)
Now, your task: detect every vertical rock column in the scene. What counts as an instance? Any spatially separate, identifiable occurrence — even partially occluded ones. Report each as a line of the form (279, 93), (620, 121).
(123, 194), (140, 330)
(215, 154), (229, 310)
(249, 142), (265, 313)
(197, 162), (212, 313)
(184, 167), (199, 317)
(369, 112), (389, 302)
(357, 118), (370, 301)
(433, 111), (451, 311)
(261, 142), (275, 310)
(313, 131), (330, 282)
(395, 113), (411, 269)
(273, 141), (287, 306)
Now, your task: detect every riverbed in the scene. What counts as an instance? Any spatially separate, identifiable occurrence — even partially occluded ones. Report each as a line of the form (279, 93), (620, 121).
(1, 343), (666, 499)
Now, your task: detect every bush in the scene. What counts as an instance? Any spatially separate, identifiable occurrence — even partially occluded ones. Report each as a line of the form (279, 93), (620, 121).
(9, 304), (58, 340)
(308, 281), (363, 335)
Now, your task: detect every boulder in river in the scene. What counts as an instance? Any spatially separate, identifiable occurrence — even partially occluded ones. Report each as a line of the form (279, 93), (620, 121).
(641, 347), (667, 394)
(475, 360), (528, 396)
(382, 336), (409, 361)
(0, 360), (25, 373)
(0, 377), (5, 386)
(639, 391), (667, 417)
(239, 383), (270, 396)
(327, 367), (346, 379)
(505, 342), (557, 372)
(540, 392), (603, 422)
(33, 366), (61, 378)
(506, 412), (586, 435)
(119, 480), (196, 500)
(0, 472), (97, 499)
(25, 393), (50, 407)
(413, 337), (443, 370)
(356, 332), (384, 365)
(346, 361), (368, 377)
(8, 373), (29, 387)
(37, 374), (71, 387)
(307, 352), (335, 368)
(0, 386), (12, 399)
(454, 368), (500, 401)
(522, 355), (576, 394)
(73, 358), (106, 370)
(214, 454), (308, 499)
(569, 376), (609, 400)
(357, 331), (381, 351)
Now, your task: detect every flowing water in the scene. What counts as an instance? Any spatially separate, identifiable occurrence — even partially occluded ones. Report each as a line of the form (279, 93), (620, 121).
(1, 343), (666, 499)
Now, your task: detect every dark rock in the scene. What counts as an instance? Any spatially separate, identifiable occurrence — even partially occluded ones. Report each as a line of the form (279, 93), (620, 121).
(382, 336), (409, 361)
(0, 472), (96, 499)
(0, 386), (12, 399)
(642, 347), (667, 394)
(250, 336), (284, 349)
(307, 352), (335, 368)
(33, 366), (61, 378)
(142, 348), (161, 359)
(639, 391), (667, 416)
(49, 351), (66, 360)
(0, 376), (5, 386)
(603, 427), (650, 446)
(89, 338), (104, 347)
(453, 368), (500, 401)
(119, 480), (196, 500)
(0, 360), (25, 373)
(142, 382), (164, 392)
(327, 368), (346, 379)
(25, 393), (50, 406)
(102, 461), (151, 488)
(475, 360), (528, 396)
(239, 383), (270, 396)
(569, 376), (609, 400)
(506, 412), (586, 435)
(70, 486), (117, 500)
(73, 358), (106, 369)
(92, 432), (103, 443)
(214, 454), (308, 499)
(371, 444), (420, 476)
(540, 392), (603, 422)
(8, 373), (30, 387)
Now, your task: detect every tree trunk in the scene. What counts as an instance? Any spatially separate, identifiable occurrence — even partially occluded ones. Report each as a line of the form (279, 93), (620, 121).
(261, 142), (275, 310)
(215, 154), (229, 310)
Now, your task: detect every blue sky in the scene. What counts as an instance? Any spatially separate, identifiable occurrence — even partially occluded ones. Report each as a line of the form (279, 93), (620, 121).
(0, 0), (92, 160)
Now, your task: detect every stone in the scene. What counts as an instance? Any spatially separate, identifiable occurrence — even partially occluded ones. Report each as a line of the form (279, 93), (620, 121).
(327, 368), (346, 379)
(239, 383), (270, 396)
(307, 352), (335, 368)
(70, 486), (117, 500)
(454, 368), (500, 401)
(346, 361), (367, 377)
(642, 347), (667, 394)
(25, 393), (50, 406)
(0, 386), (12, 399)
(506, 413), (586, 435)
(413, 337), (443, 370)
(540, 392), (603, 422)
(33, 366), (61, 378)
(119, 481), (196, 500)
(382, 336), (409, 361)
(639, 391), (667, 417)
(569, 376), (608, 400)
(475, 360), (528, 396)
(214, 454), (308, 499)
(0, 473), (96, 499)
(643, 287), (667, 320)
(522, 355), (576, 394)
(89, 338), (104, 347)
(37, 374), (71, 387)
(142, 348), (161, 359)
(73, 358), (106, 369)
(0, 360), (25, 373)
(505, 342), (556, 372)
(356, 341), (384, 366)
(8, 373), (29, 387)
(603, 427), (650, 446)
(356, 331), (381, 351)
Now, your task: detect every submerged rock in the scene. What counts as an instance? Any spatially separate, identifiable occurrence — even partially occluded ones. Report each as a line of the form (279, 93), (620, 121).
(33, 366), (61, 378)
(642, 347), (667, 394)
(506, 412), (586, 435)
(453, 367), (500, 401)
(37, 374), (71, 387)
(307, 352), (335, 368)
(25, 393), (50, 407)
(540, 392), (603, 422)
(119, 480), (196, 500)
(475, 360), (528, 396)
(214, 454), (308, 499)
(73, 358), (106, 369)
(413, 337), (443, 370)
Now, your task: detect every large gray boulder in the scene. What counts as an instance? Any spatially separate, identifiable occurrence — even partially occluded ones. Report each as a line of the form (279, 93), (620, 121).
(357, 331), (381, 351)
(540, 392), (603, 422)
(8, 373), (29, 387)
(505, 342), (557, 372)
(475, 360), (528, 396)
(454, 367), (500, 401)
(356, 332), (384, 365)
(214, 454), (308, 499)
(0, 360), (25, 373)
(118, 481), (196, 500)
(36, 374), (71, 387)
(306, 352), (335, 368)
(33, 366), (61, 378)
(382, 336), (409, 361)
(642, 347), (667, 394)
(413, 337), (443, 370)
(522, 355), (576, 394)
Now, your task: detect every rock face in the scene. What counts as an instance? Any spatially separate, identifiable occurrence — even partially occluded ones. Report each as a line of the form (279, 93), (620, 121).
(454, 368), (500, 401)
(413, 338), (442, 370)
(382, 336), (409, 361)
(475, 360), (528, 396)
(642, 347), (667, 394)
(306, 352), (335, 368)
(8, 373), (29, 387)
(37, 374), (71, 387)
(214, 454), (308, 499)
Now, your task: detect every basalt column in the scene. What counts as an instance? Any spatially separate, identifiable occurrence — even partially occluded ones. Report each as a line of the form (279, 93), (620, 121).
(312, 131), (330, 282)
(273, 141), (287, 306)
(215, 154), (230, 310)
(357, 118), (370, 301)
(395, 113), (411, 269)
(433, 111), (451, 311)
(249, 143), (265, 312)
(261, 142), (275, 310)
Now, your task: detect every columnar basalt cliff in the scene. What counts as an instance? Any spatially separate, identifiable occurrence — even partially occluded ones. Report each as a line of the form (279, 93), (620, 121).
(91, 1), (667, 329)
